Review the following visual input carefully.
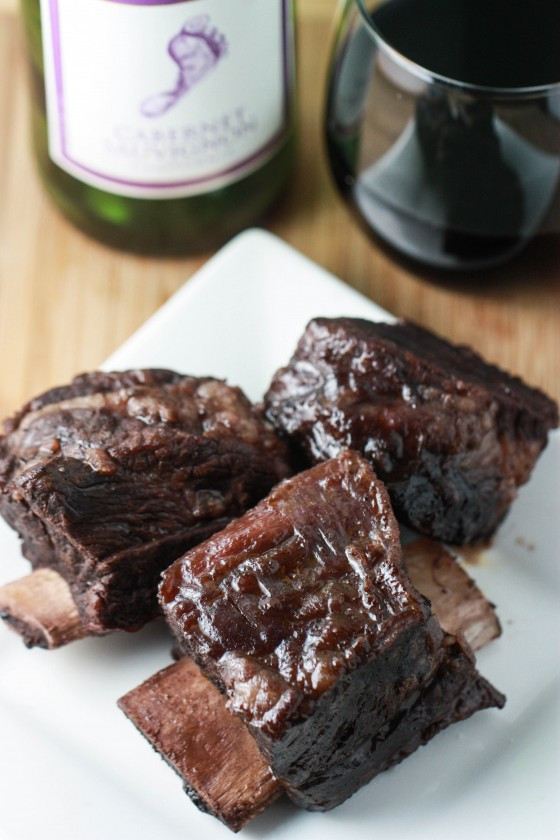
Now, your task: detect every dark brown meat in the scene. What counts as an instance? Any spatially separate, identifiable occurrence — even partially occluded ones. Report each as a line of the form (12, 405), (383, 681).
(160, 452), (504, 811)
(264, 318), (558, 545)
(120, 533), (502, 831)
(0, 369), (292, 634)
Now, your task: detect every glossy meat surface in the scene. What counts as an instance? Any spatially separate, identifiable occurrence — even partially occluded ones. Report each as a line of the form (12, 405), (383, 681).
(160, 451), (430, 709)
(160, 452), (504, 809)
(0, 370), (292, 633)
(264, 318), (558, 544)
(121, 538), (503, 825)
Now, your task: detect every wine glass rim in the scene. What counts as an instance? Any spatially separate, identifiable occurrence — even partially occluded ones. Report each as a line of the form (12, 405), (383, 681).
(356, 0), (560, 98)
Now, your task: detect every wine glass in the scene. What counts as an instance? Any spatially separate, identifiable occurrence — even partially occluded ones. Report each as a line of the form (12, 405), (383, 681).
(325, 0), (560, 270)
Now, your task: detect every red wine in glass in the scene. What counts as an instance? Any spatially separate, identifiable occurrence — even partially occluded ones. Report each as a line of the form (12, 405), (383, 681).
(325, 0), (560, 270)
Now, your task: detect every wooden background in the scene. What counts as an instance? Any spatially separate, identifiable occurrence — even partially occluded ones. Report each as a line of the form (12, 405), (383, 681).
(0, 0), (559, 422)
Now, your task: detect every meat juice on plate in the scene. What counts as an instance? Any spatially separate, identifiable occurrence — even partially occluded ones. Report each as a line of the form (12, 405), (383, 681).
(325, 0), (560, 269)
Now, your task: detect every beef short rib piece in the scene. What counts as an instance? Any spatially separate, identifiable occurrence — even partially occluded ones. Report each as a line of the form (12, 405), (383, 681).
(121, 535), (502, 831)
(160, 452), (504, 811)
(0, 369), (291, 635)
(264, 318), (558, 544)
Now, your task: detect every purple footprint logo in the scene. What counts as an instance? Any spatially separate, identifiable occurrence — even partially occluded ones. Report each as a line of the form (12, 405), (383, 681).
(141, 15), (227, 118)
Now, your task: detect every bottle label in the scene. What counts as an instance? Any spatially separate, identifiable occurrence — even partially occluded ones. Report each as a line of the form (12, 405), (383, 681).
(40, 0), (293, 197)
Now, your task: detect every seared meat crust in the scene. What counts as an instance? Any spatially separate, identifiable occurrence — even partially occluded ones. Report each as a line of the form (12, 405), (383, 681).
(0, 369), (292, 632)
(264, 318), (558, 544)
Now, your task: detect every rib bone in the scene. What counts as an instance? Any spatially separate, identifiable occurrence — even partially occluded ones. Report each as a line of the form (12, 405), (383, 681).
(0, 568), (88, 649)
(404, 538), (501, 651)
(118, 657), (279, 832)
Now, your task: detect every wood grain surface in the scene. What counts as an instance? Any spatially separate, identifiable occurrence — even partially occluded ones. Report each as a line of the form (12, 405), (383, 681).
(0, 0), (559, 423)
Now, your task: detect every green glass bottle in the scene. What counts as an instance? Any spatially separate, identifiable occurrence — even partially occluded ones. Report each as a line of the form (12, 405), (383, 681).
(21, 0), (296, 255)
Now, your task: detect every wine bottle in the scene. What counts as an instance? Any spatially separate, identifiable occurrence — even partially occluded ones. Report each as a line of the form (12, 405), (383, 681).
(21, 0), (296, 255)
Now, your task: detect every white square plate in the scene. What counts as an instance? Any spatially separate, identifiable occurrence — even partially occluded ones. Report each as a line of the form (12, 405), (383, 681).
(1, 230), (559, 840)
